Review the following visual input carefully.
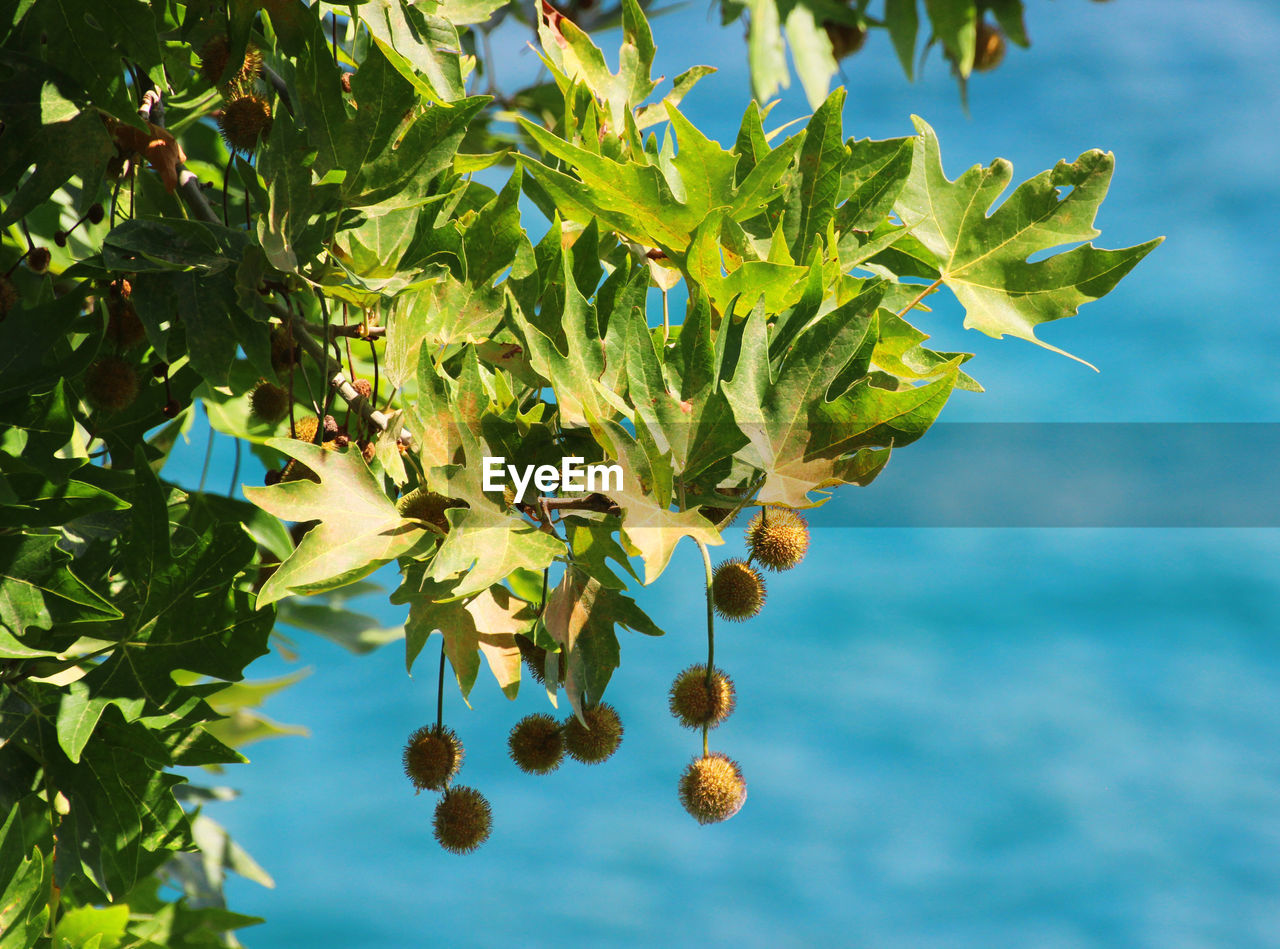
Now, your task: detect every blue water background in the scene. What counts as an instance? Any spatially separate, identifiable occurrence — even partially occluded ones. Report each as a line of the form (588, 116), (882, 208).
(165, 1), (1280, 945)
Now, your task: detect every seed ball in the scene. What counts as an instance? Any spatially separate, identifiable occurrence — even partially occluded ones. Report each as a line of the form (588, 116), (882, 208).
(403, 723), (464, 792)
(322, 414), (340, 438)
(162, 398), (181, 419)
(269, 327), (297, 374)
(84, 356), (139, 413)
(26, 247), (51, 274)
(218, 95), (273, 152)
(360, 440), (376, 463)
(711, 559), (766, 621)
(340, 72), (353, 93)
(973, 20), (1006, 72)
(87, 203), (104, 225)
(352, 378), (373, 400)
(54, 230), (68, 248)
(516, 635), (565, 687)
(824, 21), (867, 59)
(398, 488), (461, 534)
(678, 752), (747, 825)
(432, 786), (492, 854)
(198, 35), (230, 84)
(292, 416), (320, 443)
(508, 714), (564, 775)
(562, 702), (623, 765)
(745, 508), (809, 572)
(106, 298), (146, 349)
(249, 381), (290, 423)
(668, 665), (736, 730)
(0, 276), (18, 318)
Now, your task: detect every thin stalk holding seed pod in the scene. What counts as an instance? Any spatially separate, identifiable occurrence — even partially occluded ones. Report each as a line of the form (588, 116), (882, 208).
(696, 538), (715, 758)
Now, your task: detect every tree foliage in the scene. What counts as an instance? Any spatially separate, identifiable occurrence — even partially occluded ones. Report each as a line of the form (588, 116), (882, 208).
(1, 0), (1154, 943)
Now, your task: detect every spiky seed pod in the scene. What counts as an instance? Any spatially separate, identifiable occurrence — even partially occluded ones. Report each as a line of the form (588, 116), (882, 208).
(26, 247), (51, 274)
(269, 327), (298, 374)
(973, 20), (1006, 72)
(516, 635), (565, 687)
(397, 488), (461, 534)
(292, 416), (320, 443)
(508, 714), (564, 775)
(198, 36), (262, 89)
(562, 703), (623, 765)
(198, 35), (230, 85)
(249, 381), (290, 423)
(711, 559), (766, 621)
(745, 508), (810, 572)
(107, 298), (147, 350)
(0, 276), (18, 318)
(668, 665), (736, 730)
(502, 485), (516, 509)
(433, 786), (492, 854)
(218, 94), (272, 152)
(403, 723), (464, 792)
(84, 356), (139, 413)
(352, 378), (373, 401)
(679, 753), (747, 825)
(824, 21), (867, 59)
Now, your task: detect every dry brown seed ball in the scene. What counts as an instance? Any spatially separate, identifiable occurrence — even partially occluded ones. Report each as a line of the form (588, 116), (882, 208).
(218, 95), (273, 152)
(106, 299), (146, 349)
(0, 276), (18, 318)
(26, 247), (51, 274)
(668, 665), (736, 730)
(84, 356), (139, 413)
(352, 378), (373, 400)
(249, 381), (290, 423)
(562, 702), (623, 765)
(824, 21), (867, 59)
(711, 559), (766, 621)
(678, 752), (747, 825)
(745, 508), (809, 572)
(433, 786), (492, 854)
(508, 713), (564, 775)
(973, 19), (1006, 72)
(360, 440), (376, 464)
(403, 723), (463, 792)
(269, 327), (297, 374)
(397, 488), (462, 534)
(198, 35), (230, 85)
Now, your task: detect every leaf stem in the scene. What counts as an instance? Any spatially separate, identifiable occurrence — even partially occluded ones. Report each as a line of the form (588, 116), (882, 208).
(436, 638), (446, 731)
(893, 277), (944, 320)
(695, 538), (715, 757)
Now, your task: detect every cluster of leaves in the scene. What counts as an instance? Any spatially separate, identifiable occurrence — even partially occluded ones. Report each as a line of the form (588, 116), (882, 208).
(2, 0), (1154, 941)
(723, 0), (1111, 108)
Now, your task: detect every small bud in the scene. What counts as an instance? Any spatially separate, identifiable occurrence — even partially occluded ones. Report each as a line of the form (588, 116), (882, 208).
(87, 203), (105, 225)
(54, 231), (68, 247)
(26, 247), (51, 274)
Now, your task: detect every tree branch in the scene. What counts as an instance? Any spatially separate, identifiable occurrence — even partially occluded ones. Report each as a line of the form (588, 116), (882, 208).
(146, 88), (411, 447)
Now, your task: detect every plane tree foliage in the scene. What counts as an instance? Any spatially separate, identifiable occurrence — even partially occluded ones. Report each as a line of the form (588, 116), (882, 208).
(0, 0), (1154, 944)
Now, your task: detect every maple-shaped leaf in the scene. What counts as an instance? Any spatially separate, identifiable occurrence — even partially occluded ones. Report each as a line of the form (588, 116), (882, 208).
(895, 117), (1162, 367)
(401, 579), (532, 699)
(244, 440), (434, 606)
(537, 0), (658, 135)
(428, 507), (565, 599)
(544, 566), (663, 720)
(517, 105), (800, 256)
(723, 289), (958, 507)
(596, 419), (723, 584)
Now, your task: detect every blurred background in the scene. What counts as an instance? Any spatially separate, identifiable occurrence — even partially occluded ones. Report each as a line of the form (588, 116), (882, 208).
(170, 0), (1280, 945)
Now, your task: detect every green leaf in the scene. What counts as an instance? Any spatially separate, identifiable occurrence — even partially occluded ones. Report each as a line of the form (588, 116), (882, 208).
(428, 506), (564, 599)
(783, 4), (838, 109)
(0, 533), (120, 646)
(885, 0), (920, 80)
(747, 0), (788, 103)
(52, 903), (130, 949)
(359, 0), (465, 104)
(544, 566), (662, 719)
(895, 117), (1163, 366)
(245, 440), (433, 606)
(924, 0), (978, 77)
(402, 580), (533, 698)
